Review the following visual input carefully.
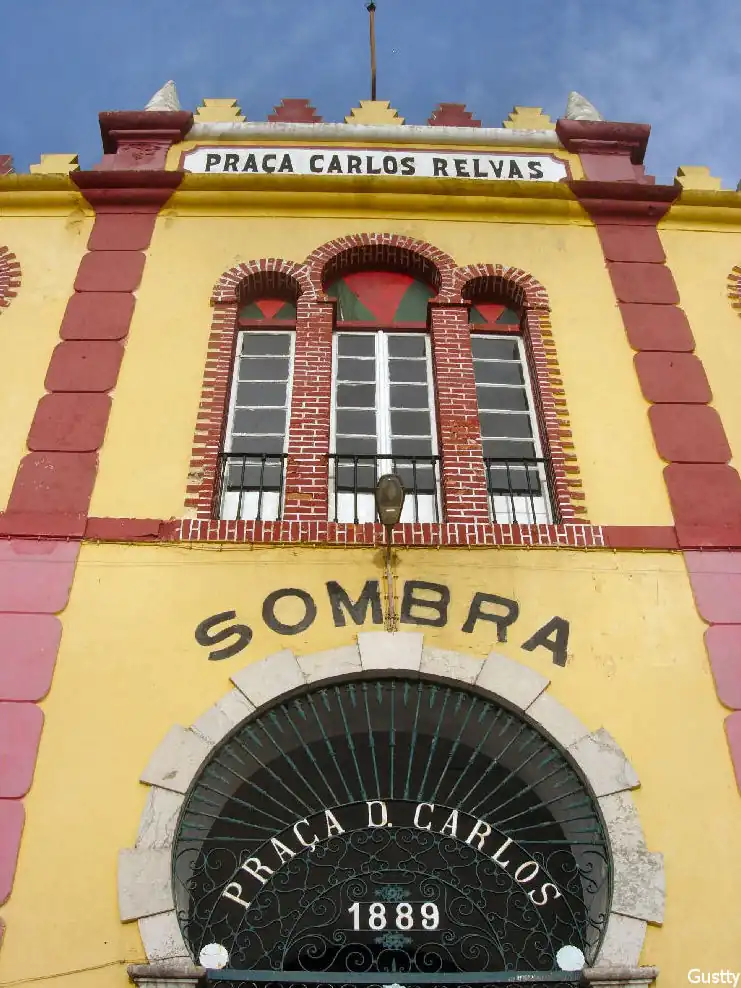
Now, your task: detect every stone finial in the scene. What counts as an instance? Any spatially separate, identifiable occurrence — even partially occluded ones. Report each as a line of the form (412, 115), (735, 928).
(145, 81), (181, 112)
(29, 153), (80, 175)
(268, 98), (322, 124)
(427, 103), (481, 128)
(675, 166), (722, 191)
(345, 100), (404, 126)
(565, 91), (604, 121)
(194, 98), (245, 123)
(503, 107), (556, 131)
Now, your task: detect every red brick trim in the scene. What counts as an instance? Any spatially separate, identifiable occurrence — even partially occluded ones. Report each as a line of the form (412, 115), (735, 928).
(303, 233), (458, 298)
(211, 259), (315, 305)
(455, 264), (585, 522)
(0, 247), (21, 313)
(727, 265), (741, 315)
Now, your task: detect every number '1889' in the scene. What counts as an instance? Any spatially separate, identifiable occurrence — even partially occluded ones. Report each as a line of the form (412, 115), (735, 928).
(348, 902), (440, 930)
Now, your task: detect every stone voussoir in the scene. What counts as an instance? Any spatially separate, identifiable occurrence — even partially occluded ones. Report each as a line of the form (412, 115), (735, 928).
(297, 643), (362, 683)
(136, 787), (185, 851)
(191, 687), (255, 744)
(474, 650), (550, 709)
(357, 630), (423, 671)
(118, 847), (173, 922)
(231, 648), (304, 707)
(138, 910), (190, 961)
(420, 646), (485, 684)
(568, 728), (640, 797)
(139, 725), (213, 795)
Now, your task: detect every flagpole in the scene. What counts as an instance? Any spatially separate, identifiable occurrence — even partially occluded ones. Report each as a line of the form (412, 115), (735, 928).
(367, 2), (377, 101)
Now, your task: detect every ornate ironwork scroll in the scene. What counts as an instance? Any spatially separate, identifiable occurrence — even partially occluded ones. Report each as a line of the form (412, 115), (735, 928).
(173, 677), (611, 976)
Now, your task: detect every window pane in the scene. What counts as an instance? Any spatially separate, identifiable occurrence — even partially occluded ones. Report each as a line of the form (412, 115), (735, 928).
(228, 435), (285, 454)
(223, 459), (283, 490)
(477, 386), (529, 411)
(479, 412), (533, 438)
(335, 436), (377, 455)
(235, 382), (287, 406)
(388, 336), (426, 358)
(390, 384), (428, 409)
(337, 334), (376, 357)
(482, 439), (537, 459)
(389, 360), (427, 383)
(241, 334), (291, 356)
(391, 438), (433, 457)
(337, 358), (376, 382)
(238, 357), (290, 381)
(391, 410), (432, 436)
(233, 408), (286, 433)
(473, 361), (524, 386)
(485, 464), (542, 495)
(336, 461), (377, 491)
(336, 409), (376, 436)
(471, 337), (520, 360)
(336, 383), (376, 407)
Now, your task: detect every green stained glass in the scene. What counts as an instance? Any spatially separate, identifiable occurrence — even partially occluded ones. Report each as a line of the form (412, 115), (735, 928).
(394, 279), (435, 322)
(327, 280), (377, 322)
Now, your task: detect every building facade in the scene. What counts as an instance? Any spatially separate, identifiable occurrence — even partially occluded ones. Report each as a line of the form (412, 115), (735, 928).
(0, 87), (740, 988)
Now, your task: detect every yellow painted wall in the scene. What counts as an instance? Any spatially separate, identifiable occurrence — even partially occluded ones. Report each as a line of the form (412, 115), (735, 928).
(90, 199), (671, 526)
(0, 544), (738, 986)
(0, 198), (92, 508)
(659, 225), (741, 469)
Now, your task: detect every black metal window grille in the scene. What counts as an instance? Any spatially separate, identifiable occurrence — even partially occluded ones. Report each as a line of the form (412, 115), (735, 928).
(328, 453), (441, 524)
(220, 331), (294, 521)
(330, 332), (440, 523)
(471, 335), (554, 524)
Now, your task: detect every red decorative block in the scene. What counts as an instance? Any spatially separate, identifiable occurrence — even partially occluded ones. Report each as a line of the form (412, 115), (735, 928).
(74, 251), (146, 293)
(667, 464), (741, 532)
(649, 404), (731, 463)
(618, 304), (695, 352)
(0, 703), (44, 798)
(705, 626), (741, 709)
(45, 341), (124, 393)
(0, 800), (24, 905)
(427, 104), (481, 128)
(60, 292), (135, 340)
(268, 98), (322, 124)
(87, 213), (158, 252)
(609, 262), (680, 305)
(8, 453), (98, 516)
(0, 155), (13, 176)
(0, 615), (62, 702)
(635, 352), (712, 404)
(598, 225), (665, 263)
(686, 552), (741, 622)
(0, 540), (78, 613)
(28, 393), (111, 452)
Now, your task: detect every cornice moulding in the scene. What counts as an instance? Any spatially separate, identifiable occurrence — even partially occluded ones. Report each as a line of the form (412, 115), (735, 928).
(185, 121), (563, 149)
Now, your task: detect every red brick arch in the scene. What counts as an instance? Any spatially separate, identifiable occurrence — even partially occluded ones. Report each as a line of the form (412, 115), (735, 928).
(210, 258), (316, 305)
(303, 233), (458, 299)
(0, 247), (21, 313)
(454, 263), (585, 522)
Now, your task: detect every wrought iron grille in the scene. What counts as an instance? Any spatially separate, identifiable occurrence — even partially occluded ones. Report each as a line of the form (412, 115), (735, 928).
(217, 453), (288, 522)
(328, 454), (441, 523)
(173, 677), (610, 977)
(208, 974), (586, 986)
(482, 459), (557, 525)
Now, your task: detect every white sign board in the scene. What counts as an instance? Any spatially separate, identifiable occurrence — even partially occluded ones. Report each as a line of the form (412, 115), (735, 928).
(183, 146), (568, 182)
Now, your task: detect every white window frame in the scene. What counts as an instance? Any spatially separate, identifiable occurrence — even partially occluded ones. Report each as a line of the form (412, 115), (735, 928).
(329, 330), (440, 523)
(220, 329), (295, 521)
(473, 333), (553, 524)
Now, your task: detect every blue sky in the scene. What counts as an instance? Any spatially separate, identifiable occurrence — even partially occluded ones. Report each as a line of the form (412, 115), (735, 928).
(2, 0), (739, 187)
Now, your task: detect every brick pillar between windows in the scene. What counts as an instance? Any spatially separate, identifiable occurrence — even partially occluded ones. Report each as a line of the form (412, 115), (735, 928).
(430, 302), (489, 522)
(283, 299), (334, 520)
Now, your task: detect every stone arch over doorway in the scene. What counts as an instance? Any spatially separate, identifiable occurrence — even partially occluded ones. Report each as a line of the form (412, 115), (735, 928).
(119, 633), (663, 983)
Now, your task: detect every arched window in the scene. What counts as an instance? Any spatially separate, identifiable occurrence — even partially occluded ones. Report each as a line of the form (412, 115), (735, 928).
(218, 296), (297, 521)
(327, 271), (439, 523)
(469, 302), (554, 525)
